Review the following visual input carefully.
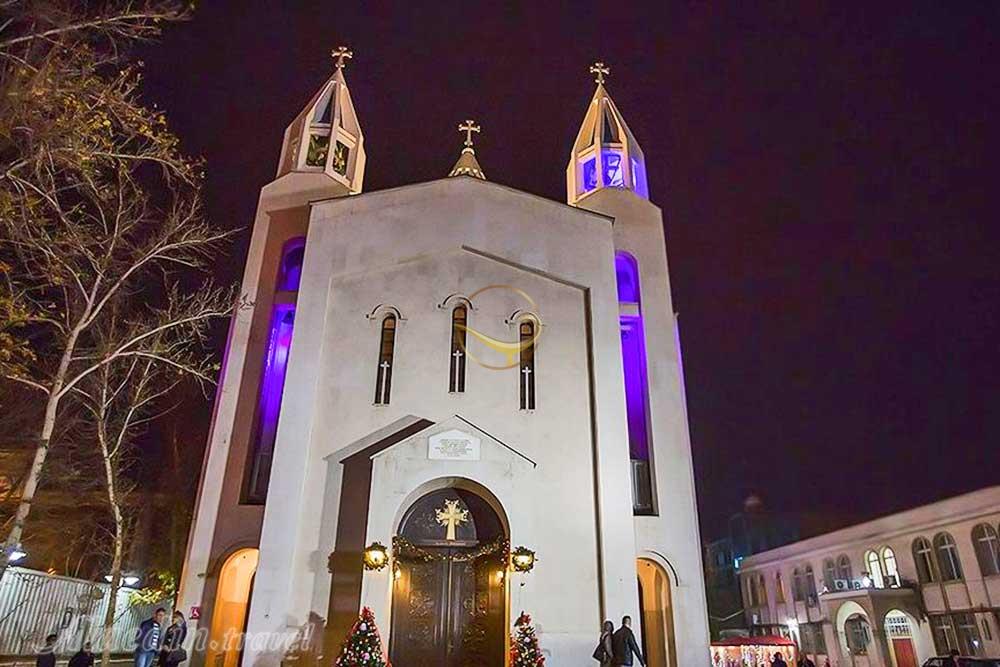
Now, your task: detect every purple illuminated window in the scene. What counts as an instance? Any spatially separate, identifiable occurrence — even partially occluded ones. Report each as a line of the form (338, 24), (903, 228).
(277, 238), (305, 292)
(603, 150), (625, 187)
(246, 304), (295, 503)
(582, 157), (598, 192)
(615, 252), (654, 514)
(615, 253), (640, 303)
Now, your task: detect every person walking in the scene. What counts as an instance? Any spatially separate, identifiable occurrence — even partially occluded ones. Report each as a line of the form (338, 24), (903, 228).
(135, 608), (166, 667)
(770, 652), (788, 667)
(69, 642), (95, 667)
(611, 616), (644, 667)
(36, 634), (58, 667)
(159, 612), (188, 667)
(592, 620), (614, 666)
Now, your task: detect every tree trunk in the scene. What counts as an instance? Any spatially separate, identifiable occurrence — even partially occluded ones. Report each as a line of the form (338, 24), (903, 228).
(0, 322), (85, 581)
(99, 399), (126, 667)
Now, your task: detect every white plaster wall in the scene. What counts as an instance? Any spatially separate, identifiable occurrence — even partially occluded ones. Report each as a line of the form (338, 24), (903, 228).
(243, 178), (645, 667)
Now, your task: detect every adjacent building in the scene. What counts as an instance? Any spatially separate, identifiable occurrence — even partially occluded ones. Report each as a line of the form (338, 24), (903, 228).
(737, 486), (1000, 666)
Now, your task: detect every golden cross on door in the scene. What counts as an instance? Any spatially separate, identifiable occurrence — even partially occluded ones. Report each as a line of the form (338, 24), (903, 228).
(458, 119), (481, 149)
(435, 499), (469, 541)
(590, 61), (610, 85)
(331, 45), (353, 70)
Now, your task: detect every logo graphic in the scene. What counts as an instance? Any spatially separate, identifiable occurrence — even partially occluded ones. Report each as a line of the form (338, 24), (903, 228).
(457, 285), (542, 370)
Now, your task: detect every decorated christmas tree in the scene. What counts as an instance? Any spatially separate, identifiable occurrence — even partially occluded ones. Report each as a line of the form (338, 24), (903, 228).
(333, 607), (390, 667)
(510, 611), (545, 667)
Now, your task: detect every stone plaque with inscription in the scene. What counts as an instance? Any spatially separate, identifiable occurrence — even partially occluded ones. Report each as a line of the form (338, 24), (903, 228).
(427, 429), (481, 461)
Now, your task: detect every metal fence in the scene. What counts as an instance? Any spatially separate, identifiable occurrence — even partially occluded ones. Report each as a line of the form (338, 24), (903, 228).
(0, 567), (171, 658)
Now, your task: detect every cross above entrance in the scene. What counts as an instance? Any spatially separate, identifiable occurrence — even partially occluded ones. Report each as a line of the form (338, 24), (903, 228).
(435, 499), (469, 541)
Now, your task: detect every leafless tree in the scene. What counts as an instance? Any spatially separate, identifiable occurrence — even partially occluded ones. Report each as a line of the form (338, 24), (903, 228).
(0, 1), (235, 581)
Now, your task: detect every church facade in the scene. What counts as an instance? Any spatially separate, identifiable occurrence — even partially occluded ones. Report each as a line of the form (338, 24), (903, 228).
(177, 52), (710, 667)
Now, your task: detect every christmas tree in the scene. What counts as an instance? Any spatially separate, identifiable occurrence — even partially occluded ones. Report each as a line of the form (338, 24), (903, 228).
(510, 611), (545, 667)
(333, 607), (390, 667)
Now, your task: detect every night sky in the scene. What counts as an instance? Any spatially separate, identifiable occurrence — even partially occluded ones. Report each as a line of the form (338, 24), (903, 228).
(139, 2), (1000, 539)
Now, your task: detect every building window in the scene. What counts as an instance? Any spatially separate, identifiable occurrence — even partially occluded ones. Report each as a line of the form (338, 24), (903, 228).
(882, 547), (899, 586)
(913, 537), (937, 583)
(845, 616), (871, 655)
(616, 252), (654, 516)
(836, 554), (853, 582)
(932, 616), (958, 654)
(332, 140), (349, 176)
(581, 156), (598, 193)
(955, 613), (983, 656)
(277, 238), (306, 291)
(775, 572), (786, 603)
(792, 568), (804, 601)
(758, 575), (768, 605)
(934, 532), (964, 581)
(973, 523), (1000, 577)
(745, 576), (756, 607)
(518, 320), (535, 410)
(374, 314), (396, 405)
(804, 565), (817, 604)
(801, 622), (827, 654)
(823, 559), (837, 590)
(448, 305), (468, 393)
(865, 550), (885, 588)
(983, 616), (994, 642)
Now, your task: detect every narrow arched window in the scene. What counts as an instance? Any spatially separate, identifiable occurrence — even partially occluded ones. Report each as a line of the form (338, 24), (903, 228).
(912, 537), (937, 583)
(882, 547), (899, 586)
(972, 524), (1000, 576)
(823, 558), (837, 590)
(374, 315), (396, 405)
(757, 574), (767, 605)
(449, 306), (467, 393)
(792, 568), (804, 601)
(804, 565), (817, 602)
(518, 320), (535, 410)
(865, 550), (884, 588)
(934, 532), (963, 581)
(775, 572), (786, 603)
(837, 554), (853, 582)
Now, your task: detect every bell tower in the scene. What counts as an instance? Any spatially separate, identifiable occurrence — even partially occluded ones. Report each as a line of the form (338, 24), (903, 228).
(276, 46), (366, 193)
(566, 61), (648, 206)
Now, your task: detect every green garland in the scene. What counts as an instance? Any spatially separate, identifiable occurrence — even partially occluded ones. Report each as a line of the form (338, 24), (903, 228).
(392, 535), (509, 564)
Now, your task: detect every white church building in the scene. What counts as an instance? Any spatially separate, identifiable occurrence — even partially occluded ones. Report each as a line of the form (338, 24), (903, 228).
(178, 50), (710, 667)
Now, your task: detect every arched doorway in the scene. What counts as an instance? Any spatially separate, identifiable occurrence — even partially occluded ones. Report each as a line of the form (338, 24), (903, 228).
(637, 557), (677, 667)
(207, 548), (258, 667)
(389, 488), (507, 667)
(884, 609), (933, 667)
(835, 602), (873, 667)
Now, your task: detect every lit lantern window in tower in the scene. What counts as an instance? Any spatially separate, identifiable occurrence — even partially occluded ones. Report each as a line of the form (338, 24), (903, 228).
(333, 141), (350, 176)
(582, 157), (598, 192)
(306, 134), (330, 167)
(603, 150), (625, 187)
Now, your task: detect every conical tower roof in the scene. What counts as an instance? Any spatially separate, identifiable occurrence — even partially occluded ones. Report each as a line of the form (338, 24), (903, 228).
(448, 119), (486, 180)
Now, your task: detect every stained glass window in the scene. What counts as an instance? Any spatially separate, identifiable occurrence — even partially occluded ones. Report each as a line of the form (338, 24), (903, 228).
(449, 306), (467, 393)
(603, 150), (625, 187)
(581, 157), (598, 192)
(374, 315), (396, 405)
(333, 140), (349, 176)
(306, 134), (329, 167)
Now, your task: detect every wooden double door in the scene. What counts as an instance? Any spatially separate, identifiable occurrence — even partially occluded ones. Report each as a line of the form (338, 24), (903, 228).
(390, 548), (505, 667)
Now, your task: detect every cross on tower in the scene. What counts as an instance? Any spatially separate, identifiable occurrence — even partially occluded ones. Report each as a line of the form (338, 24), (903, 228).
(435, 499), (469, 541)
(590, 61), (610, 85)
(331, 46), (353, 70)
(458, 119), (481, 149)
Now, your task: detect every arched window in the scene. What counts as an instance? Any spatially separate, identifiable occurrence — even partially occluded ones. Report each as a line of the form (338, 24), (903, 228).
(615, 252), (654, 515)
(837, 554), (853, 582)
(518, 320), (536, 410)
(934, 532), (963, 581)
(775, 572), (786, 603)
(374, 315), (396, 405)
(882, 547), (899, 586)
(277, 237), (306, 291)
(244, 235), (306, 504)
(791, 568), (803, 601)
(449, 306), (468, 393)
(758, 575), (768, 605)
(912, 537), (937, 583)
(865, 550), (884, 588)
(972, 524), (1000, 577)
(743, 576), (755, 607)
(823, 558), (837, 590)
(804, 565), (817, 601)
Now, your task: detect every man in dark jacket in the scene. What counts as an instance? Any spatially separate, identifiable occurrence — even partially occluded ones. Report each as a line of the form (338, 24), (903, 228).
(68, 642), (95, 667)
(135, 608), (166, 667)
(36, 634), (57, 667)
(610, 615), (644, 666)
